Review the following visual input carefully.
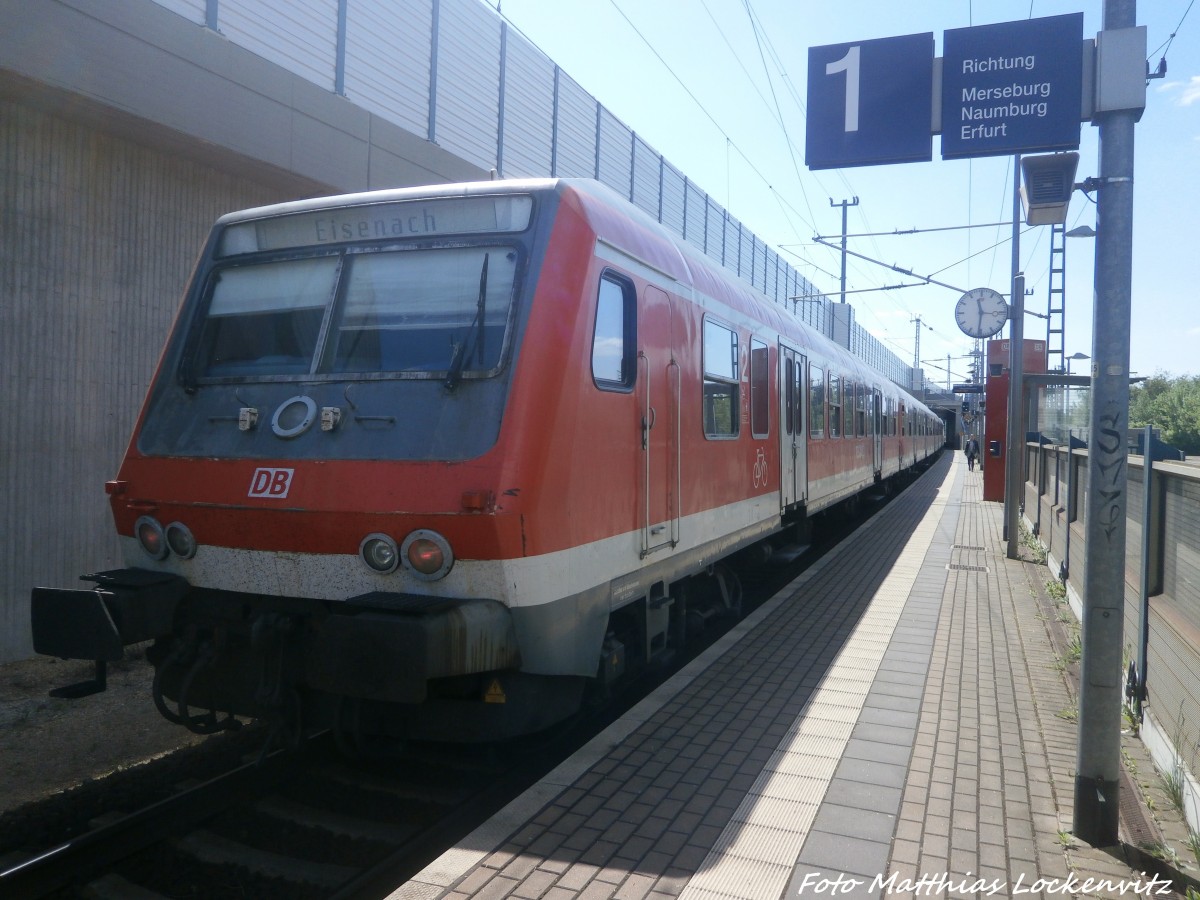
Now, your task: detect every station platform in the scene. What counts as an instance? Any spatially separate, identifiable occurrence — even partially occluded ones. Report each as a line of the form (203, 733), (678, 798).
(391, 453), (1169, 900)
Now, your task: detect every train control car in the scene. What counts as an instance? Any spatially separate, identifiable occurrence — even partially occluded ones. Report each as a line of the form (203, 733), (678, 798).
(31, 179), (943, 747)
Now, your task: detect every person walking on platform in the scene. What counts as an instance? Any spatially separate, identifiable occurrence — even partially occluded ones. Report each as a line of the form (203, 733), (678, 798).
(965, 436), (979, 472)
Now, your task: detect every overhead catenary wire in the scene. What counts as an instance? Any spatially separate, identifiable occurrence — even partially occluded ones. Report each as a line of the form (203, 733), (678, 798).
(1149, 0), (1195, 60)
(601, 0), (824, 241)
(810, 235), (968, 295)
(812, 220), (1015, 241)
(495, 0), (1009, 363)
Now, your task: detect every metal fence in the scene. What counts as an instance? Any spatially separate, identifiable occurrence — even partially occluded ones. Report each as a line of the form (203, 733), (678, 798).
(151, 0), (933, 394)
(1024, 437), (1200, 833)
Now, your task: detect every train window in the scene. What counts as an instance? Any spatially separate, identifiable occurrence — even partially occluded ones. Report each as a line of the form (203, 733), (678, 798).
(703, 318), (739, 438)
(197, 257), (338, 377)
(194, 246), (520, 380)
(328, 248), (516, 375)
(828, 374), (842, 438)
(751, 339), (769, 438)
(856, 383), (866, 437)
(809, 364), (825, 439)
(592, 273), (635, 390)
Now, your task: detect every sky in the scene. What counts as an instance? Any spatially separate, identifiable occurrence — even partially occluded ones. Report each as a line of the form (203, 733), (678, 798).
(486, 0), (1198, 384)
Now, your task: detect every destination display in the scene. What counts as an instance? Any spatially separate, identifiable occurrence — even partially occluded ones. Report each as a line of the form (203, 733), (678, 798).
(216, 195), (534, 257)
(941, 13), (1083, 159)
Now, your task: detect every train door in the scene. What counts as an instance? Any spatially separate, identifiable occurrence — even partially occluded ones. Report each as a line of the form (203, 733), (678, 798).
(638, 285), (680, 557)
(779, 345), (807, 509)
(872, 389), (883, 476)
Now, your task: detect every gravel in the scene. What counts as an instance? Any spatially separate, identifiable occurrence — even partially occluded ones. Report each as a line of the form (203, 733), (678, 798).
(0, 651), (207, 813)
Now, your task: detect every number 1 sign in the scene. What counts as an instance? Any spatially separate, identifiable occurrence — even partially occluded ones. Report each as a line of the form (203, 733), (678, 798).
(806, 32), (935, 170)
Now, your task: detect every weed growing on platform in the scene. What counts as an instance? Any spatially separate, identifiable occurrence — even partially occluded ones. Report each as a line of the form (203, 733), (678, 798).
(1056, 829), (1076, 847)
(1163, 759), (1188, 815)
(1123, 704), (1141, 737)
(1123, 749), (1139, 776)
(1046, 579), (1067, 602)
(1050, 625), (1082, 674)
(1020, 521), (1048, 564)
(1145, 840), (1183, 867)
(1187, 830), (1200, 867)
(1057, 704), (1079, 722)
(1161, 706), (1195, 817)
(1065, 632), (1082, 665)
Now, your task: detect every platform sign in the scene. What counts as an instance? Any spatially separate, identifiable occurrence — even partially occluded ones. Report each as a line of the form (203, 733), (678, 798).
(805, 32), (934, 170)
(941, 13), (1083, 160)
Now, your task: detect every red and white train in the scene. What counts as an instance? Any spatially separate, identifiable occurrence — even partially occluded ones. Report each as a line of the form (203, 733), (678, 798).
(32, 179), (943, 746)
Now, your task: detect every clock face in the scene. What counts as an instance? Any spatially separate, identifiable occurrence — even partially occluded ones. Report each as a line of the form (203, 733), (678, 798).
(954, 288), (1009, 338)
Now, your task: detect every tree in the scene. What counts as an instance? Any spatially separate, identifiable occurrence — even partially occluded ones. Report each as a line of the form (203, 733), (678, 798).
(1129, 373), (1200, 455)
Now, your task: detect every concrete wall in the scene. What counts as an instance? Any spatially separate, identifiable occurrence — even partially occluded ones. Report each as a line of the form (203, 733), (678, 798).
(0, 99), (314, 661)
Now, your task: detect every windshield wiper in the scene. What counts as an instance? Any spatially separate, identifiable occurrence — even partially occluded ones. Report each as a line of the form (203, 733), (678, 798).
(444, 253), (489, 391)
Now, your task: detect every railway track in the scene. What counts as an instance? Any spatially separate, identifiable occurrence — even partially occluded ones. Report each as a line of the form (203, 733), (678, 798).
(0, 732), (558, 900)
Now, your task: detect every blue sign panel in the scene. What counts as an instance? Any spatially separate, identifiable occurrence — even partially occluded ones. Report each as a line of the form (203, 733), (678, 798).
(941, 13), (1083, 159)
(806, 32), (934, 170)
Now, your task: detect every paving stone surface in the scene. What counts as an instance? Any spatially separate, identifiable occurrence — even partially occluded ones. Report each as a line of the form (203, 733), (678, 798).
(393, 455), (1165, 900)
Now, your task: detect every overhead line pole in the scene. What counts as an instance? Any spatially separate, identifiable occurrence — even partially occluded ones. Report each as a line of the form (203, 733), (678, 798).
(830, 197), (859, 303)
(1074, 0), (1139, 848)
(1005, 155), (1024, 557)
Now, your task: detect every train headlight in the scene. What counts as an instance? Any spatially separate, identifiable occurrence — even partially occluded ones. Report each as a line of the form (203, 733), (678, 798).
(135, 516), (168, 560)
(359, 533), (400, 574)
(165, 522), (197, 560)
(401, 530), (454, 581)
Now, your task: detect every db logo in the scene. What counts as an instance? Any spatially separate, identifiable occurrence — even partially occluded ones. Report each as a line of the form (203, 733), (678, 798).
(248, 467), (294, 498)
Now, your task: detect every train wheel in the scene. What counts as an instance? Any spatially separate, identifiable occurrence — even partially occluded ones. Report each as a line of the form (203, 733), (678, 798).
(684, 564), (744, 634)
(711, 563), (743, 619)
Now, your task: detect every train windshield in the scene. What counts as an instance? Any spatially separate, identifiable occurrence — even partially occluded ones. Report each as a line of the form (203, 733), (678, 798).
(191, 245), (519, 380)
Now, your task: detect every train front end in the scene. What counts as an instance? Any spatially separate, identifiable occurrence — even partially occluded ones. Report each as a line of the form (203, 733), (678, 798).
(31, 183), (574, 745)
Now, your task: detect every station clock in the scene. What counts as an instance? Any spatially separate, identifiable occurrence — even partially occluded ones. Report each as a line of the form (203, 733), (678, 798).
(954, 287), (1009, 339)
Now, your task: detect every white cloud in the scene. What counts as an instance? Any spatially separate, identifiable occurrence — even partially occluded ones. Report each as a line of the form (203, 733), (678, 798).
(1178, 76), (1200, 106)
